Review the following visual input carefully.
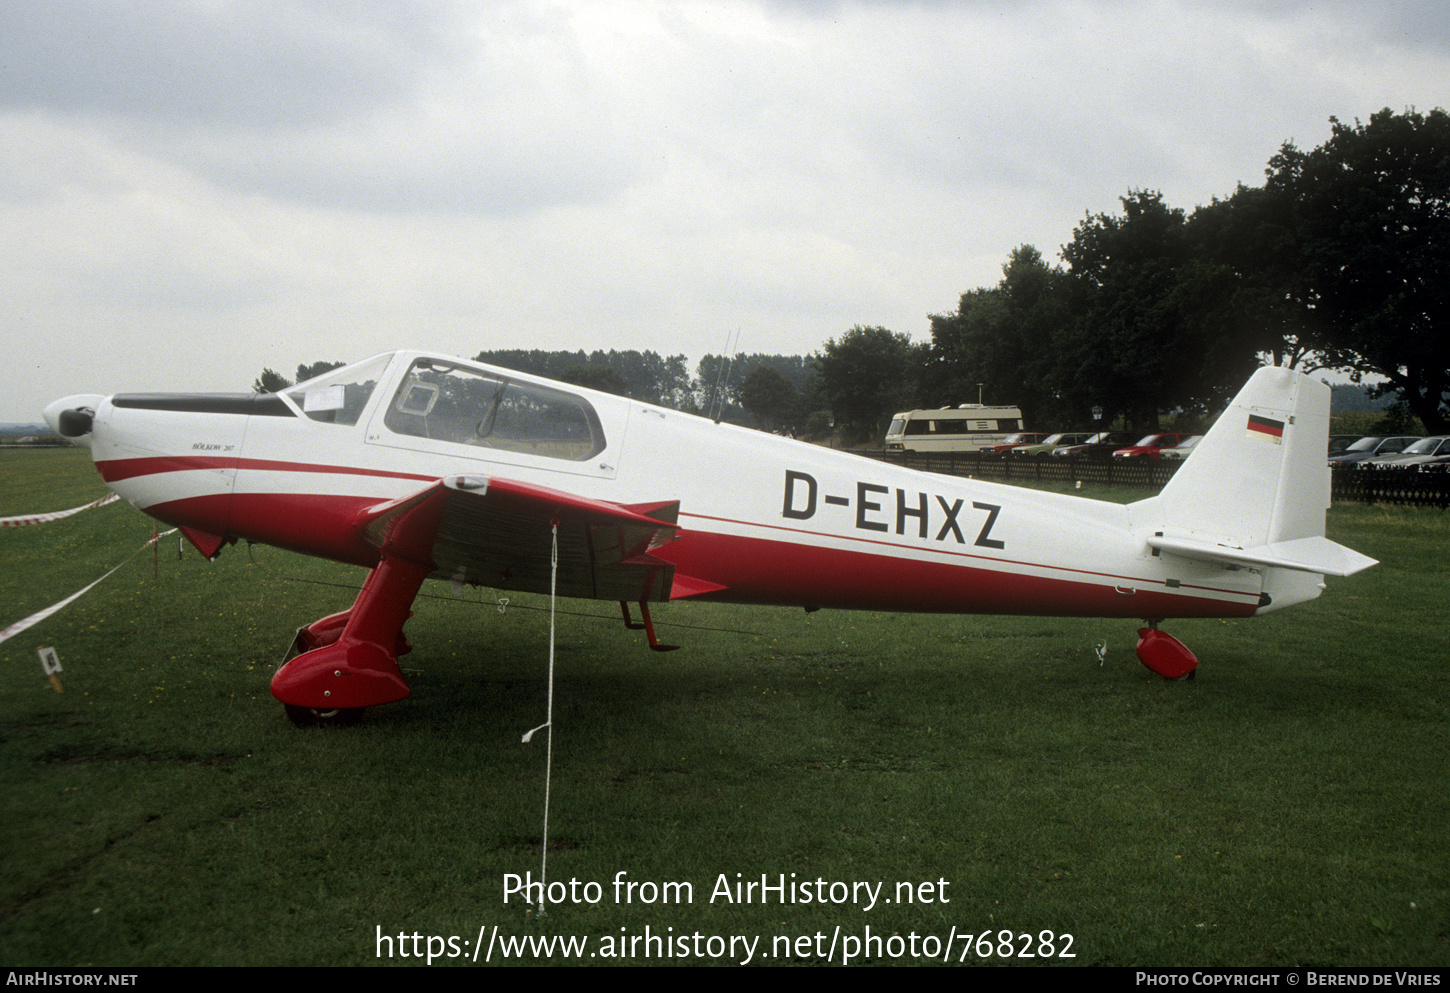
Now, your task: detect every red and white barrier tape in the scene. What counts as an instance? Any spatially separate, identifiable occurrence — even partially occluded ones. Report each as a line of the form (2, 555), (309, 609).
(1, 528), (176, 646)
(0, 492), (119, 527)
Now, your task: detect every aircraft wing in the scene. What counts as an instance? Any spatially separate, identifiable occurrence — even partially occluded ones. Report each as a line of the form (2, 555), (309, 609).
(355, 475), (681, 602)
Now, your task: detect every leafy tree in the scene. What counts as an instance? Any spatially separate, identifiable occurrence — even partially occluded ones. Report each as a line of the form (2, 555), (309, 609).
(814, 326), (924, 444)
(696, 353), (821, 425)
(695, 353), (743, 421)
(476, 349), (694, 410)
(585, 350), (694, 409)
(253, 368), (292, 393)
(296, 361), (345, 383)
(738, 364), (798, 431)
(559, 363), (630, 396)
(927, 245), (1068, 427)
(473, 349), (589, 380)
(1187, 185), (1325, 370)
(1059, 190), (1255, 429)
(1263, 108), (1450, 432)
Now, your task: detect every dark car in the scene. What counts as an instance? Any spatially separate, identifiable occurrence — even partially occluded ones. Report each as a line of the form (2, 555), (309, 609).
(1050, 431), (1138, 458)
(1327, 436), (1419, 465)
(980, 432), (1050, 454)
(1009, 432), (1096, 457)
(1328, 434), (1361, 456)
(1360, 436), (1450, 468)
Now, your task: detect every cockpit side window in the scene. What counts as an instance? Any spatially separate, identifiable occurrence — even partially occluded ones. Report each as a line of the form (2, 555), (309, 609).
(286, 354), (392, 426)
(382, 359), (605, 461)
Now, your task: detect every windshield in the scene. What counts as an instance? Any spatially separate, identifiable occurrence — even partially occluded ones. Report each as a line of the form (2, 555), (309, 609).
(1345, 437), (1382, 452)
(1403, 437), (1446, 455)
(286, 353), (393, 426)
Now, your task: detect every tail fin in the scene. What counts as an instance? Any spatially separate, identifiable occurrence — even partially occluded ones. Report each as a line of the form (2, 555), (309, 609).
(1134, 366), (1376, 612)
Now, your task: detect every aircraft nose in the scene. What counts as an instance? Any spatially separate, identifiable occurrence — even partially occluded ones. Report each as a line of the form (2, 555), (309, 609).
(44, 394), (106, 447)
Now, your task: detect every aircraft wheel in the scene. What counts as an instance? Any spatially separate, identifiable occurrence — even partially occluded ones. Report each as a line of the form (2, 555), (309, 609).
(284, 704), (364, 728)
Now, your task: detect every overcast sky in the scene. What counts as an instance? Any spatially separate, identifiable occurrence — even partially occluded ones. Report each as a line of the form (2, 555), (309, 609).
(3, 0), (1447, 422)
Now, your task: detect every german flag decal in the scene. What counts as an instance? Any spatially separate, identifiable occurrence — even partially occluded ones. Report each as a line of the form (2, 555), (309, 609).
(1246, 414), (1285, 444)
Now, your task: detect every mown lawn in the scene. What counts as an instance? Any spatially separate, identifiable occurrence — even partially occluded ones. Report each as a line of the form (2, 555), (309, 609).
(1, 448), (1445, 966)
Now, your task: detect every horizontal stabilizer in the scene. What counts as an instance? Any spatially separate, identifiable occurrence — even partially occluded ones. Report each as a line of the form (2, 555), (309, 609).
(1147, 534), (1378, 577)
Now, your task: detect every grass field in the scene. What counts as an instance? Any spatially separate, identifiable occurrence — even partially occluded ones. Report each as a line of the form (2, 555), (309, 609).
(1, 447), (1446, 967)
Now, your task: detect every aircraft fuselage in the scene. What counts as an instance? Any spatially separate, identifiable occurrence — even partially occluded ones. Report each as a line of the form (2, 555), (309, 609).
(53, 350), (1266, 621)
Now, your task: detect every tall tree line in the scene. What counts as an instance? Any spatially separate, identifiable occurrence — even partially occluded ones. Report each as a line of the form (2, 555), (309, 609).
(822, 107), (1450, 436)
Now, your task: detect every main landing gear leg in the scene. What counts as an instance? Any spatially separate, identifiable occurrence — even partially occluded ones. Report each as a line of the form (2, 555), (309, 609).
(620, 600), (679, 652)
(272, 554), (431, 725)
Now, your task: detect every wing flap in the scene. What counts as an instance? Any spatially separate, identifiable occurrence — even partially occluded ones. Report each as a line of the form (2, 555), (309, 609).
(356, 475), (680, 602)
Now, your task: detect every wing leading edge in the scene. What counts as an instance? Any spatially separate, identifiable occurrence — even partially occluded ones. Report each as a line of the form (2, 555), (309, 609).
(356, 475), (685, 603)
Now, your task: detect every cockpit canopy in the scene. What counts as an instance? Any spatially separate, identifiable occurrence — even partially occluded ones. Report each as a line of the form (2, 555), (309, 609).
(285, 352), (607, 462)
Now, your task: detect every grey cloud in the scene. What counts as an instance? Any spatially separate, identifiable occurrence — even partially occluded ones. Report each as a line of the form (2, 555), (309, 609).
(0, 0), (473, 126)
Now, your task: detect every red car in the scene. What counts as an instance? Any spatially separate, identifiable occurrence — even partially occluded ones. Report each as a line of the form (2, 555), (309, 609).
(1112, 433), (1195, 458)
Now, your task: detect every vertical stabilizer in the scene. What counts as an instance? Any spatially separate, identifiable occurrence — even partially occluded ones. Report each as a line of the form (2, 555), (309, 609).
(1153, 366), (1330, 548)
(1134, 366), (1373, 612)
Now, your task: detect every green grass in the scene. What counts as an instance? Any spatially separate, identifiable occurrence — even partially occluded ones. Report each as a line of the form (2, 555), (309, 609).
(0, 448), (1446, 966)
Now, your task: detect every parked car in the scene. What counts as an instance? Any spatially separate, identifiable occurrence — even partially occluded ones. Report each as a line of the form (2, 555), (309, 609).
(1010, 432), (1096, 457)
(1360, 436), (1450, 468)
(1158, 435), (1203, 460)
(979, 432), (1051, 454)
(1050, 431), (1138, 458)
(1328, 434), (1361, 456)
(1328, 436), (1419, 465)
(1112, 433), (1196, 458)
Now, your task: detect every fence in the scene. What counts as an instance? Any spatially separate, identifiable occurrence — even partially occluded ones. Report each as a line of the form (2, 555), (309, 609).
(1330, 465), (1450, 509)
(860, 451), (1182, 488)
(854, 450), (1450, 508)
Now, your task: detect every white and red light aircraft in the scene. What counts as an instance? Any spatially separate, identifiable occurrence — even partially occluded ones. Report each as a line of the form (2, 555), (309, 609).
(45, 352), (1374, 724)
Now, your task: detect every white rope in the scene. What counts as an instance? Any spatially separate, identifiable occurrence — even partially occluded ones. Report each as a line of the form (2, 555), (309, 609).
(0, 492), (118, 527)
(1, 528), (177, 645)
(520, 521), (559, 915)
